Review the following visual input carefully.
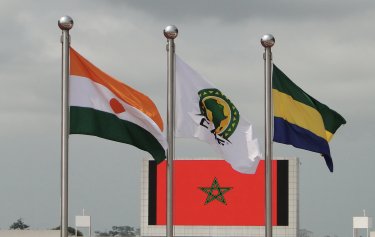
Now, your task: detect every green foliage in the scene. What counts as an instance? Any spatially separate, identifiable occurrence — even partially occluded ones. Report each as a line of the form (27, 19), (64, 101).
(95, 230), (111, 236)
(95, 225), (139, 236)
(9, 218), (29, 230)
(51, 226), (83, 236)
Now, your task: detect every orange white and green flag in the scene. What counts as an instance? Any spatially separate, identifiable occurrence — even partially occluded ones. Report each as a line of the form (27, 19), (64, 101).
(69, 47), (167, 163)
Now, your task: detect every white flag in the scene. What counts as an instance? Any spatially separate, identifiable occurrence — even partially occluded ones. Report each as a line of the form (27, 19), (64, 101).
(176, 56), (261, 174)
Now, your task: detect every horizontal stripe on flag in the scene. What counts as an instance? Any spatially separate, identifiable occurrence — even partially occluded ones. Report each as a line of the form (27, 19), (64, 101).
(273, 88), (327, 141)
(70, 106), (165, 163)
(70, 75), (167, 149)
(274, 117), (331, 156)
(70, 47), (163, 131)
(325, 128), (334, 142)
(272, 65), (346, 138)
(272, 66), (316, 108)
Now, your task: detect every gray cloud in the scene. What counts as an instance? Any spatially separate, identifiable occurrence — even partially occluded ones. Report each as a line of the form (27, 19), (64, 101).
(0, 0), (374, 236)
(123, 0), (375, 23)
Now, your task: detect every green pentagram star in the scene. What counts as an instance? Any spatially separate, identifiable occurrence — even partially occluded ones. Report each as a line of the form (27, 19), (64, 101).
(199, 177), (233, 205)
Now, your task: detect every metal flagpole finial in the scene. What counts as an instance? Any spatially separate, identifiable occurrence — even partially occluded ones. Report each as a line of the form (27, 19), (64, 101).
(58, 16), (74, 30)
(164, 25), (178, 39)
(261, 34), (275, 48)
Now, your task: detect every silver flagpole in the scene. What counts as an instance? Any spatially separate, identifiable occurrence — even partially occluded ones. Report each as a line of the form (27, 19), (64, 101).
(164, 25), (178, 237)
(261, 34), (275, 237)
(58, 16), (73, 237)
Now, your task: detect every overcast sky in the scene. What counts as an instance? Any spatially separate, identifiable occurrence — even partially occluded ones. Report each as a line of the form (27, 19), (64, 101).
(0, 1), (374, 236)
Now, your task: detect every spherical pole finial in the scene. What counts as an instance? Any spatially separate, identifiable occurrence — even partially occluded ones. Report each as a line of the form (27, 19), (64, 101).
(261, 34), (275, 48)
(58, 16), (74, 30)
(164, 25), (178, 39)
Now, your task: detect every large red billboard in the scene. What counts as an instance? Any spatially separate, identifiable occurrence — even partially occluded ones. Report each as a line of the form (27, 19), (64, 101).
(148, 160), (288, 226)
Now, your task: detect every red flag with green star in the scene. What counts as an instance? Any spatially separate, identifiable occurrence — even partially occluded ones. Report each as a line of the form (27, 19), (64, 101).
(148, 159), (289, 226)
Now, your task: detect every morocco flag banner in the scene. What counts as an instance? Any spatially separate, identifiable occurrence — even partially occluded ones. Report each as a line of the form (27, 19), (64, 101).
(148, 160), (289, 226)
(69, 47), (167, 162)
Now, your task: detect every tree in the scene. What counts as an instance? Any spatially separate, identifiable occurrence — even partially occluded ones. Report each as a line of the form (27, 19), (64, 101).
(134, 228), (140, 236)
(95, 225), (137, 237)
(95, 230), (110, 236)
(52, 226), (83, 236)
(9, 218), (29, 230)
(109, 226), (135, 237)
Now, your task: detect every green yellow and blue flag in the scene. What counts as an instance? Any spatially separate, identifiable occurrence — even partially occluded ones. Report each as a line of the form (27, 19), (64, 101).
(272, 65), (346, 172)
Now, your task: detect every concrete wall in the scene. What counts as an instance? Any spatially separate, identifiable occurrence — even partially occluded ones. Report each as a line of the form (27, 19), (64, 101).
(0, 230), (59, 237)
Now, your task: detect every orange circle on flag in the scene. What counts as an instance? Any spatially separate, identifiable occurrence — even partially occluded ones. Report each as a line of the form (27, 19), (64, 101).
(109, 98), (126, 114)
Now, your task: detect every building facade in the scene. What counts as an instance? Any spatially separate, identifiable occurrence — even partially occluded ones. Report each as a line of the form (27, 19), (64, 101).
(140, 157), (299, 237)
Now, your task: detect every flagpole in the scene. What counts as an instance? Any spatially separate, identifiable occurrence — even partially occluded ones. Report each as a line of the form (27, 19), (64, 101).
(261, 34), (275, 237)
(58, 15), (73, 237)
(164, 25), (178, 237)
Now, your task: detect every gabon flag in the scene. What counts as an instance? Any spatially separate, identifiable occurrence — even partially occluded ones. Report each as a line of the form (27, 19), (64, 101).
(69, 47), (167, 162)
(272, 65), (346, 172)
(148, 159), (289, 226)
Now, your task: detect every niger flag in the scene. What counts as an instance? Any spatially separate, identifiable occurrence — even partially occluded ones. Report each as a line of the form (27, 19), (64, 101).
(69, 47), (167, 162)
(148, 160), (289, 226)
